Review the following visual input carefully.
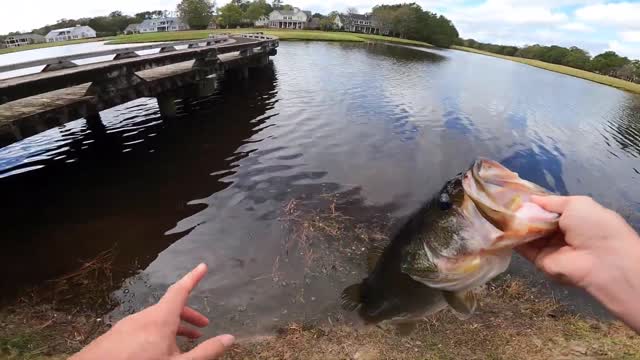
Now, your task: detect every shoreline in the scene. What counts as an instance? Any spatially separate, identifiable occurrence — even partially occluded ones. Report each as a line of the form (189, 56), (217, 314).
(452, 45), (640, 95)
(2, 31), (638, 96)
(105, 29), (434, 48)
(2, 276), (638, 359)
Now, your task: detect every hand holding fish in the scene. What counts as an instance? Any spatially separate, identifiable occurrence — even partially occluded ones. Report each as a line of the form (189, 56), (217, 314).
(516, 195), (640, 333)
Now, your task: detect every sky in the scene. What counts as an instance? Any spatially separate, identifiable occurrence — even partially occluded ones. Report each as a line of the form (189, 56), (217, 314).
(1, 0), (639, 59)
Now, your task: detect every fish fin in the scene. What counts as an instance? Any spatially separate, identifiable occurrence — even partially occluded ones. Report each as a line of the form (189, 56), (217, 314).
(443, 290), (478, 320)
(367, 245), (385, 272)
(340, 284), (363, 311)
(395, 321), (418, 336)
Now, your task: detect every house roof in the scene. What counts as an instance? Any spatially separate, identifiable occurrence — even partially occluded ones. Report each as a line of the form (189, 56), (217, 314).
(6, 33), (45, 40)
(46, 26), (95, 37)
(273, 8), (310, 17)
(139, 17), (186, 28)
(341, 13), (372, 21)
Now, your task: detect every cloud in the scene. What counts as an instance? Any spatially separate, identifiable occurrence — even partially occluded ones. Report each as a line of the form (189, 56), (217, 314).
(575, 2), (640, 29)
(607, 40), (640, 59)
(448, 0), (568, 26)
(620, 31), (640, 42)
(559, 22), (594, 32)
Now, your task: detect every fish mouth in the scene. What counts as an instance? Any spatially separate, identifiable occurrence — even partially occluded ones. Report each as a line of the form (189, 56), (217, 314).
(462, 158), (559, 248)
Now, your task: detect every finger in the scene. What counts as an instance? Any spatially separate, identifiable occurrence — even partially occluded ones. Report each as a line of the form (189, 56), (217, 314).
(177, 325), (203, 339)
(181, 306), (209, 327)
(159, 263), (208, 314)
(514, 243), (539, 263)
(531, 195), (569, 213)
(179, 334), (235, 360)
(535, 246), (583, 285)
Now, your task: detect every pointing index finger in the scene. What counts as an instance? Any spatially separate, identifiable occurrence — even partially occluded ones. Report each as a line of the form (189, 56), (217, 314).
(159, 263), (208, 313)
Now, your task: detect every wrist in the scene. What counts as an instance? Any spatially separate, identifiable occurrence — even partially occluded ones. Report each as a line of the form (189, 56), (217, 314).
(585, 234), (640, 332)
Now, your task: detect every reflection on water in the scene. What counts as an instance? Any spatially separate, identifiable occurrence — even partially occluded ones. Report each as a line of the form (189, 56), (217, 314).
(1, 42), (640, 335)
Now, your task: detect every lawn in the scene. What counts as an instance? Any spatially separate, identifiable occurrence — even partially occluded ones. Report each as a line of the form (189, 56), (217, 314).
(105, 28), (433, 47)
(453, 45), (640, 95)
(0, 37), (113, 55)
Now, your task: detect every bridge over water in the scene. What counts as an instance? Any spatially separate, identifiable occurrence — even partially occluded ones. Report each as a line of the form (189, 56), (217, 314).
(0, 33), (279, 147)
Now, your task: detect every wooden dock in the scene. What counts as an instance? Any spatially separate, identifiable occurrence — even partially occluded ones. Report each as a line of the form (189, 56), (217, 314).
(0, 33), (279, 147)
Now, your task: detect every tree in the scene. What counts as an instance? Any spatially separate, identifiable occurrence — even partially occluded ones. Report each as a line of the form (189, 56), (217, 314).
(312, 12), (325, 19)
(347, 7), (359, 16)
(562, 47), (591, 70)
(109, 11), (124, 17)
(591, 51), (630, 76)
(271, 0), (282, 10)
(177, 0), (215, 30)
(245, 0), (270, 22)
(135, 10), (164, 20)
(319, 11), (338, 30)
(218, 3), (243, 28)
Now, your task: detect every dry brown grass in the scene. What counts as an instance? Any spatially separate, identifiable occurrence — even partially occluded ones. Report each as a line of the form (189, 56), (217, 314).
(0, 248), (119, 359)
(225, 278), (640, 359)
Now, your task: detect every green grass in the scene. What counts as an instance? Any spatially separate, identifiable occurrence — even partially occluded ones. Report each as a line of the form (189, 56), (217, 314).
(0, 37), (113, 55)
(105, 28), (433, 47)
(453, 45), (640, 95)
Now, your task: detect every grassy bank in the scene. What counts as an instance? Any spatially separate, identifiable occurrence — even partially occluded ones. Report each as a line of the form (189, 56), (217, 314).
(227, 279), (640, 359)
(453, 45), (640, 95)
(105, 29), (433, 48)
(3, 277), (639, 359)
(0, 38), (113, 55)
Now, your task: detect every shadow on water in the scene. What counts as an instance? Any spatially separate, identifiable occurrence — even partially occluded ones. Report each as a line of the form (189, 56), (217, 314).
(0, 63), (279, 297)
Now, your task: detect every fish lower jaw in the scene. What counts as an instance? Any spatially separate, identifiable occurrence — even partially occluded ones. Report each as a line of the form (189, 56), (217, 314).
(405, 251), (512, 292)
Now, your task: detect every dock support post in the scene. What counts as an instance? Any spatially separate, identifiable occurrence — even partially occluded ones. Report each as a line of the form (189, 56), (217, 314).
(240, 66), (249, 80)
(86, 112), (105, 133)
(157, 94), (177, 119)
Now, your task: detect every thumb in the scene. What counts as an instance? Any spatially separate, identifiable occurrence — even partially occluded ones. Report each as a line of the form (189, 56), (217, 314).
(531, 195), (569, 214)
(180, 334), (235, 360)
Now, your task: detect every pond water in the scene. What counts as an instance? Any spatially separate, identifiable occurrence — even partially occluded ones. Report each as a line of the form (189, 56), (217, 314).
(1, 41), (639, 337)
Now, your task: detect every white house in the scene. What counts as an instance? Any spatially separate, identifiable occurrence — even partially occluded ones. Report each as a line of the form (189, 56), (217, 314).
(137, 17), (189, 33)
(124, 23), (140, 35)
(266, 8), (312, 29)
(254, 16), (269, 27)
(46, 26), (96, 42)
(4, 34), (45, 48)
(334, 13), (379, 34)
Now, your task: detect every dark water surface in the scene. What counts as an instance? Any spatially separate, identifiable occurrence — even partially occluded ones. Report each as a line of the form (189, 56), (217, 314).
(1, 42), (640, 336)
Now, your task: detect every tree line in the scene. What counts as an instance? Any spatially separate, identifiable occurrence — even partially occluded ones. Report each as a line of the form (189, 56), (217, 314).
(459, 39), (640, 84)
(372, 4), (458, 47)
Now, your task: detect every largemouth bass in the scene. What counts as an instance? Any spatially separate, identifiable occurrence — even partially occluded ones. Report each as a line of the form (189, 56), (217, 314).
(342, 158), (559, 320)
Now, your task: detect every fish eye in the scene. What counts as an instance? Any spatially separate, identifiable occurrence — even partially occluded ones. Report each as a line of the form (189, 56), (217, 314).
(438, 192), (452, 210)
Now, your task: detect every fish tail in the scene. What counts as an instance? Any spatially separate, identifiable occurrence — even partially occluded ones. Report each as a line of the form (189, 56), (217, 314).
(340, 283), (363, 311)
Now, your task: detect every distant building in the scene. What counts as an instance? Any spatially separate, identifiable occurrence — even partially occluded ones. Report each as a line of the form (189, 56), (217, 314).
(137, 17), (189, 33)
(208, 18), (219, 29)
(124, 23), (140, 35)
(254, 16), (269, 27)
(46, 26), (97, 42)
(266, 8), (312, 29)
(4, 33), (46, 48)
(308, 17), (321, 30)
(334, 13), (380, 34)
